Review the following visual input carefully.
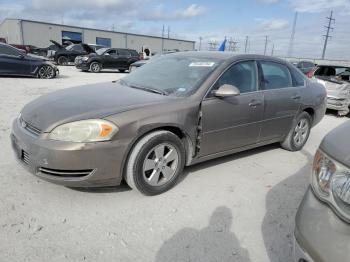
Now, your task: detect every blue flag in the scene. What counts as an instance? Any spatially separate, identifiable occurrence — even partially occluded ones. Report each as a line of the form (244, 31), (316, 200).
(218, 38), (227, 51)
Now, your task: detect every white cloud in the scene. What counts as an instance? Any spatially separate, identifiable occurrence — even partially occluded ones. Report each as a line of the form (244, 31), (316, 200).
(180, 4), (206, 18)
(290, 0), (350, 13)
(258, 18), (289, 31)
(142, 4), (206, 21)
(257, 0), (280, 4)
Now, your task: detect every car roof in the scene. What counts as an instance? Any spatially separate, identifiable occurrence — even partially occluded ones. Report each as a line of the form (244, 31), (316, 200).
(317, 64), (350, 68)
(168, 51), (289, 64)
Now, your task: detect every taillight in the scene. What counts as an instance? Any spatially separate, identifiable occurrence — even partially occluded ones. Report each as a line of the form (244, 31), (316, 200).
(307, 67), (317, 78)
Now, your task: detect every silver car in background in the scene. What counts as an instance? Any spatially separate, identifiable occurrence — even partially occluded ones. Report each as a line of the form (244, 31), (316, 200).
(312, 65), (350, 116)
(295, 121), (350, 262)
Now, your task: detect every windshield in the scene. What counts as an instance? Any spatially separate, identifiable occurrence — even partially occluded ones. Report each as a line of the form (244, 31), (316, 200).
(121, 55), (221, 97)
(65, 45), (74, 50)
(96, 48), (109, 55)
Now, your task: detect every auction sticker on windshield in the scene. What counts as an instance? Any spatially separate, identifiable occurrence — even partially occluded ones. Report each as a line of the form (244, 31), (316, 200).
(189, 62), (216, 67)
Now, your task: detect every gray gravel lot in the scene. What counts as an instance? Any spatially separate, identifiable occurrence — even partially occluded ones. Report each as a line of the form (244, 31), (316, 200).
(0, 66), (347, 262)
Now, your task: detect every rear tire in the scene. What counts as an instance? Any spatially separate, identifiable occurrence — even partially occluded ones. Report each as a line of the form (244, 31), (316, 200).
(125, 131), (185, 195)
(90, 62), (101, 73)
(57, 56), (68, 65)
(280, 112), (312, 151)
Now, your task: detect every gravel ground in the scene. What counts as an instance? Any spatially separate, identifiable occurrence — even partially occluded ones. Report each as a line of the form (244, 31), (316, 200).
(0, 66), (347, 262)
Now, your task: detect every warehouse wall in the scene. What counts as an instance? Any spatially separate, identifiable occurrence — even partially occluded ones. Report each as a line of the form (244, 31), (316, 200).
(3, 19), (195, 52)
(0, 19), (22, 44)
(22, 21), (83, 47)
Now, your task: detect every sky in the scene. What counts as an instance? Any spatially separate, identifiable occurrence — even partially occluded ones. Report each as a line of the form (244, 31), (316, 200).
(1, 0), (350, 60)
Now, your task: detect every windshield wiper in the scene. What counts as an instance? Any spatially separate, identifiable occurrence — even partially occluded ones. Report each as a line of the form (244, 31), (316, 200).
(121, 81), (168, 96)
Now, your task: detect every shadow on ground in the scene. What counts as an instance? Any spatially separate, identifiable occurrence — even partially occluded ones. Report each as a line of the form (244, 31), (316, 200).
(155, 206), (251, 262)
(261, 150), (313, 262)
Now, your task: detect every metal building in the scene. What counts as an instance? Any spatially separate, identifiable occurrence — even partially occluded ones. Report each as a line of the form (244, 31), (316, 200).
(0, 18), (195, 53)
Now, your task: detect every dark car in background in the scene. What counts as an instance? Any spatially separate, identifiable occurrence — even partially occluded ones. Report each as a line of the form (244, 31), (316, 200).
(310, 64), (350, 116)
(0, 43), (58, 79)
(295, 60), (316, 75)
(54, 42), (95, 65)
(75, 47), (139, 73)
(295, 121), (350, 262)
(11, 52), (326, 195)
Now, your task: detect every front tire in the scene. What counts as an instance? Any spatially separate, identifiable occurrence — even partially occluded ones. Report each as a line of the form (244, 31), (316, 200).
(90, 62), (101, 73)
(119, 69), (126, 73)
(57, 56), (68, 65)
(125, 131), (185, 195)
(37, 65), (56, 79)
(280, 112), (312, 151)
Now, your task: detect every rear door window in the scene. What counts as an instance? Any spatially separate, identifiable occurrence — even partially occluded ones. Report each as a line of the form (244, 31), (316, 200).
(260, 61), (292, 89)
(117, 49), (130, 56)
(0, 45), (21, 56)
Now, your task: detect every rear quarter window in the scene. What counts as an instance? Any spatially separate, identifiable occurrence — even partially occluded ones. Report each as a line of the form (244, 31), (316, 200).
(289, 66), (306, 86)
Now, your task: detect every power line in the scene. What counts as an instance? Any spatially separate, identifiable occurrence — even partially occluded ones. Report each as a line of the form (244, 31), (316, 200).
(321, 10), (335, 59)
(288, 12), (298, 57)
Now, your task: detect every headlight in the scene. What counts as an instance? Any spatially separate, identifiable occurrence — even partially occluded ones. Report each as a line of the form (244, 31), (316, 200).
(312, 149), (350, 222)
(48, 119), (118, 142)
(82, 56), (89, 61)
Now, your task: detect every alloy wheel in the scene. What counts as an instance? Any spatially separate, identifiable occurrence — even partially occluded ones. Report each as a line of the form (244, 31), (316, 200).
(293, 118), (309, 147)
(90, 63), (100, 72)
(38, 65), (54, 79)
(142, 143), (179, 187)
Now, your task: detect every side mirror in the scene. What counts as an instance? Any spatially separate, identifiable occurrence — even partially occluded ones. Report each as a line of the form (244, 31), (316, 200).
(213, 84), (240, 97)
(18, 54), (25, 59)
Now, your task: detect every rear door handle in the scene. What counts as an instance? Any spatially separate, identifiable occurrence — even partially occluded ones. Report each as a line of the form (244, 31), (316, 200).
(249, 100), (262, 107)
(291, 95), (301, 100)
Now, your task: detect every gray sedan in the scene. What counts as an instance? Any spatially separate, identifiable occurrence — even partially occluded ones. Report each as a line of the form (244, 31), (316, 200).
(11, 52), (327, 195)
(295, 121), (350, 262)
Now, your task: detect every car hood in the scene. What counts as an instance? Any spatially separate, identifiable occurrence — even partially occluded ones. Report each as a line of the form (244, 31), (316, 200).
(20, 82), (173, 132)
(320, 120), (350, 167)
(50, 40), (63, 49)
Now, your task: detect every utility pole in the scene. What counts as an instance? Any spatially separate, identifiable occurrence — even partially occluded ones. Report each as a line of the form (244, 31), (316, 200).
(322, 10), (335, 59)
(167, 26), (170, 38)
(161, 25), (165, 53)
(244, 36), (249, 53)
(199, 36), (203, 51)
(288, 12), (298, 57)
(271, 43), (275, 56)
(264, 35), (268, 56)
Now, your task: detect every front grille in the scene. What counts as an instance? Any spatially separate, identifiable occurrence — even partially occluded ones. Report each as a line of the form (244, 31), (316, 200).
(19, 117), (41, 137)
(38, 167), (93, 177)
(21, 150), (30, 165)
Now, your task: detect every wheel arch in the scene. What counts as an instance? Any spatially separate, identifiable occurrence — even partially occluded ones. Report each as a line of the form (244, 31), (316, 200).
(120, 125), (195, 181)
(302, 107), (315, 124)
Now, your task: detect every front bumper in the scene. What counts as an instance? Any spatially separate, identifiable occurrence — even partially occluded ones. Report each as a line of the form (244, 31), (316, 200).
(11, 118), (126, 187)
(294, 187), (350, 262)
